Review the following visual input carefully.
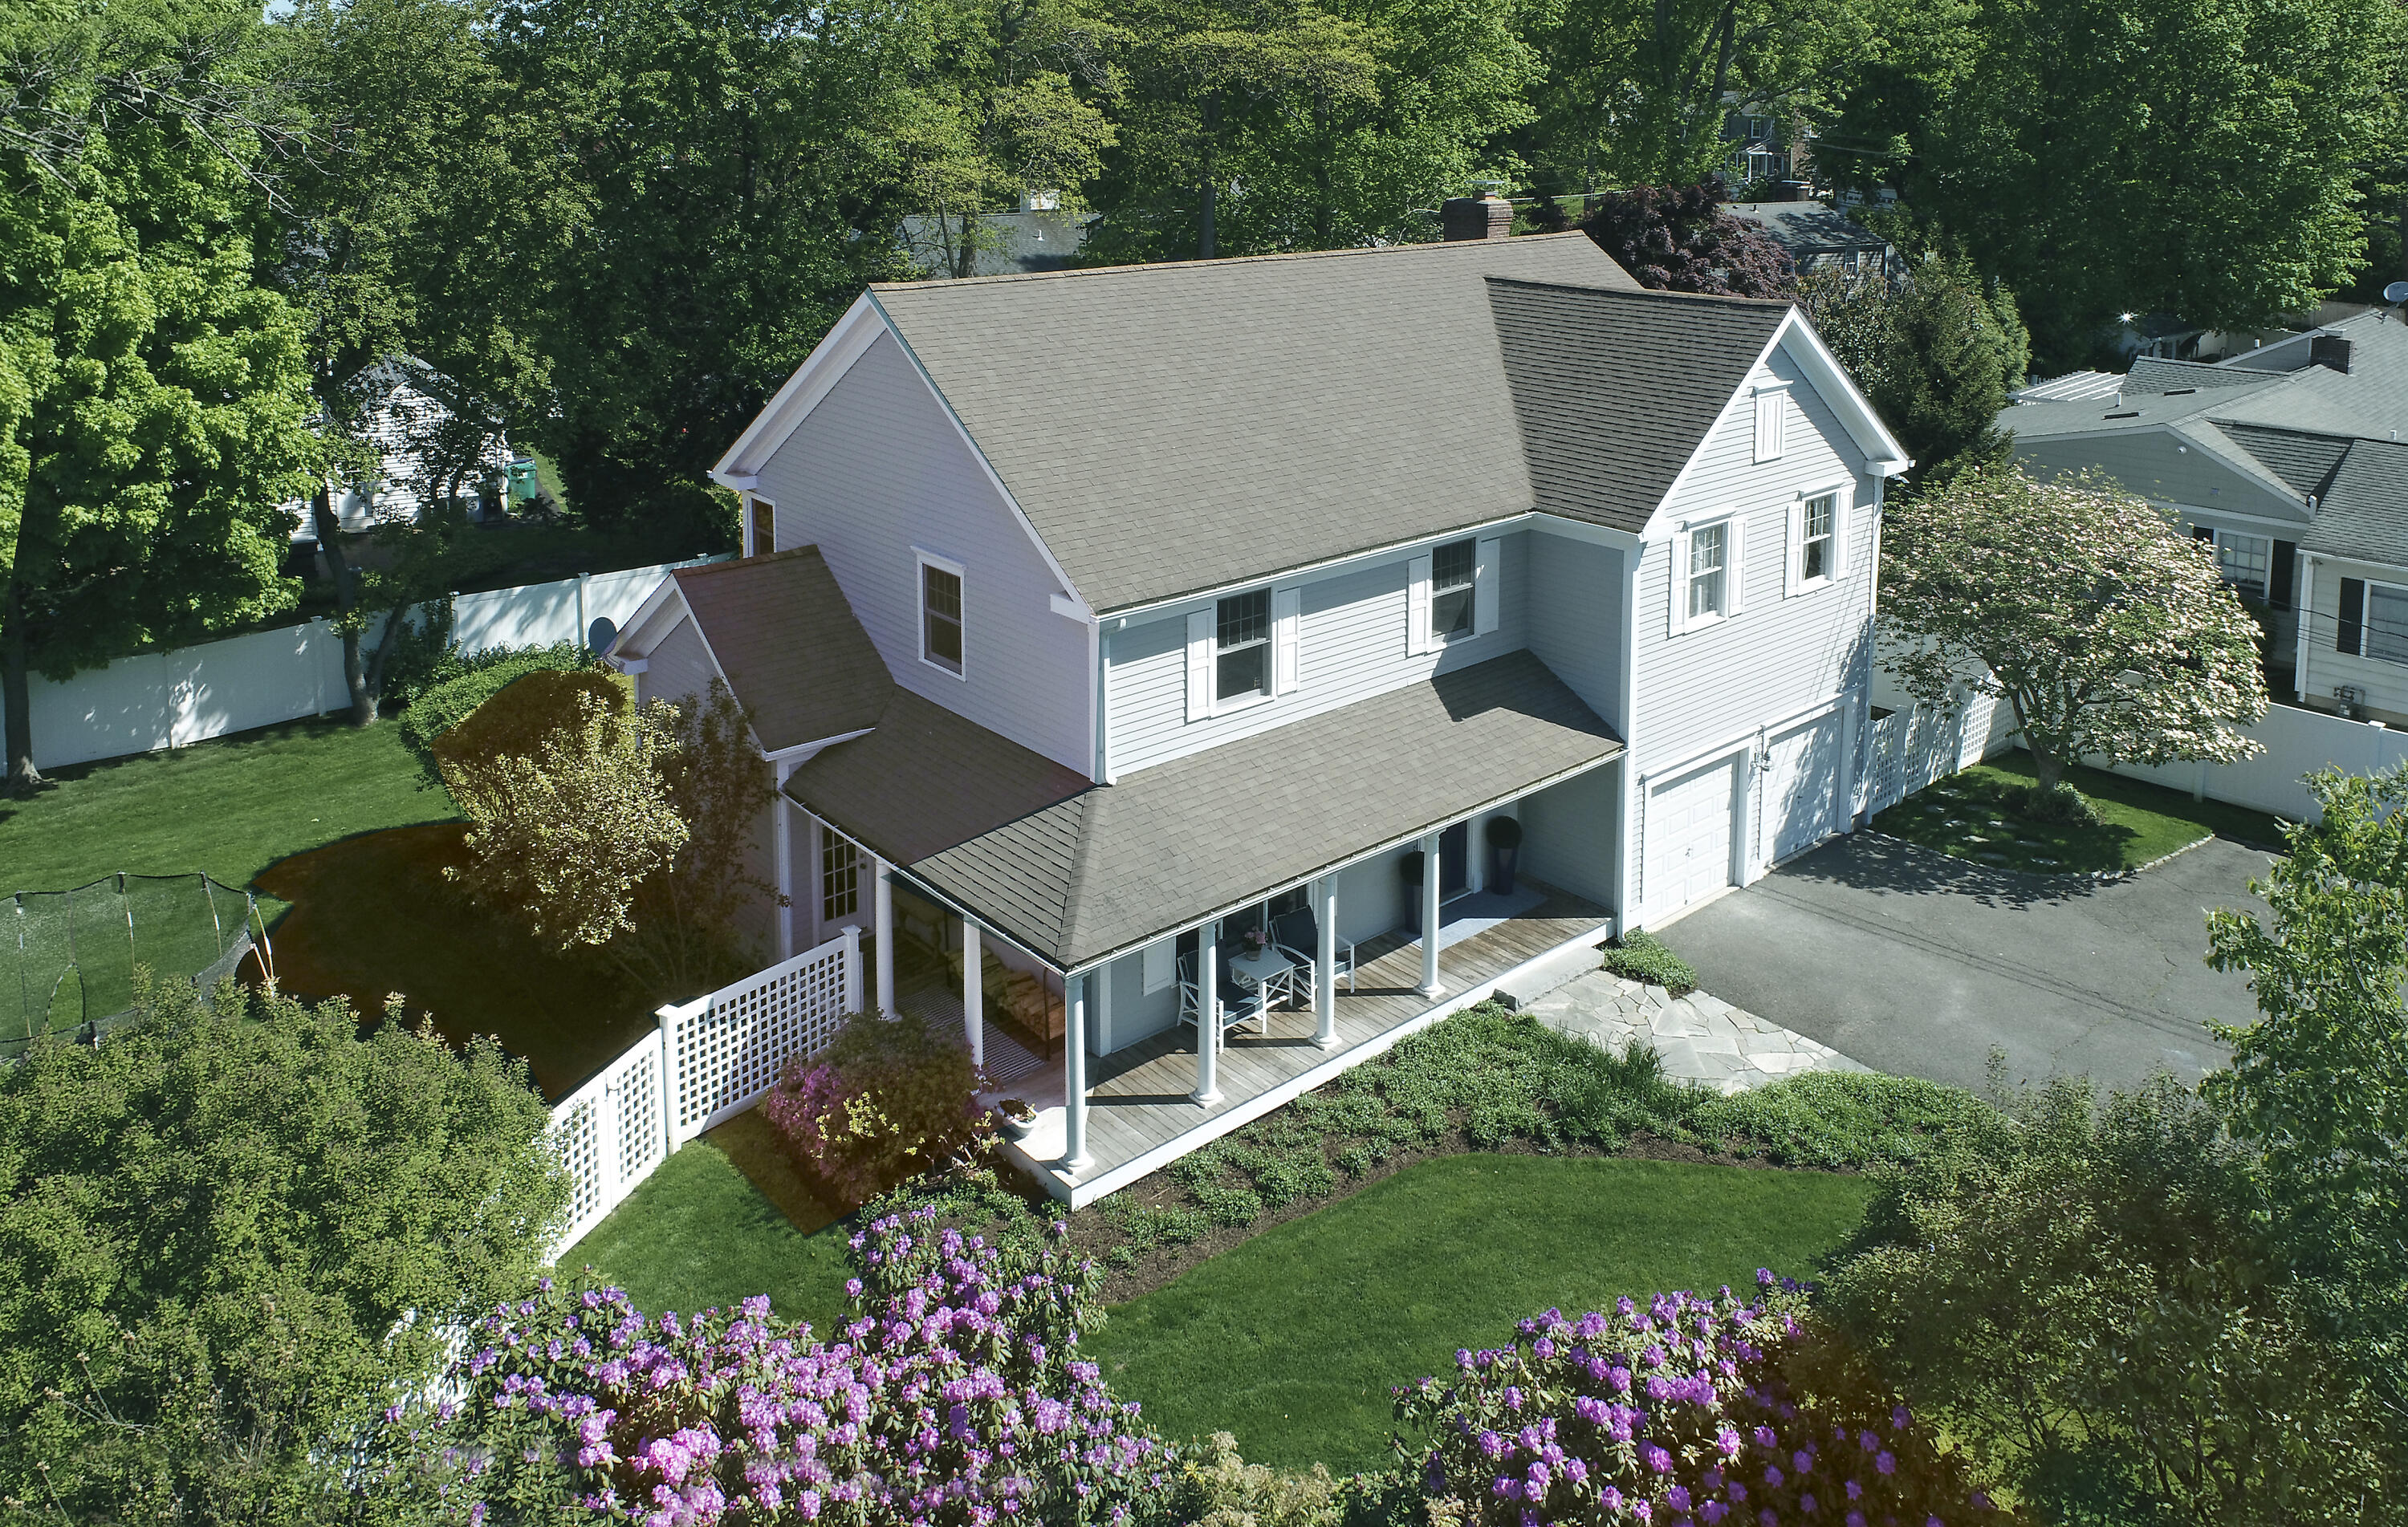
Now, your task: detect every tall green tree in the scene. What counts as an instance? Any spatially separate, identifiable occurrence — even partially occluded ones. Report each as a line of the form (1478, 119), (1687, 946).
(0, 2), (319, 793)
(1848, 0), (2403, 367)
(0, 977), (563, 1521)
(486, 0), (926, 524)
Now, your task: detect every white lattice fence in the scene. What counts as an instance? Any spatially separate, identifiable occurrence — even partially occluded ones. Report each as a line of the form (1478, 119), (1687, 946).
(661, 928), (860, 1147)
(548, 1030), (672, 1256)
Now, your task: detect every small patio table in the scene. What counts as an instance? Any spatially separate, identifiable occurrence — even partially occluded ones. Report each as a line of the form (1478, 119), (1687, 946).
(1225, 945), (1296, 1024)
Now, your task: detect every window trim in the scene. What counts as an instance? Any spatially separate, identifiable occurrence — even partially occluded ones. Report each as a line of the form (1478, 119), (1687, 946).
(746, 495), (777, 558)
(820, 824), (862, 926)
(2361, 578), (2408, 666)
(2201, 526), (2273, 604)
(1430, 536), (1479, 644)
(1672, 511), (1745, 636)
(1752, 384), (1789, 464)
(1211, 587), (1275, 713)
(914, 547), (967, 680)
(1784, 479), (1851, 597)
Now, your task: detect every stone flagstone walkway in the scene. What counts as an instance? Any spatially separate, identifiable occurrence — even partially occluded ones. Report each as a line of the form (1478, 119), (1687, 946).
(1517, 969), (1869, 1094)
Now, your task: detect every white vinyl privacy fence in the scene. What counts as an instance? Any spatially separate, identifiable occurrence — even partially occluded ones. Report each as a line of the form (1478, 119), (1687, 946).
(548, 928), (860, 1256)
(2, 557), (724, 772)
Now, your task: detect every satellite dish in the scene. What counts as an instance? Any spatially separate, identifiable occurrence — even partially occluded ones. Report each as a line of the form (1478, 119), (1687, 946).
(587, 615), (619, 657)
(2386, 280), (2408, 304)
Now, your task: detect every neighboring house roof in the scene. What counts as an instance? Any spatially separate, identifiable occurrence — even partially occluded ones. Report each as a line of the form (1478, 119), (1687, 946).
(2011, 371), (2124, 404)
(901, 211), (1091, 278)
(1488, 278), (1793, 532)
(2004, 311), (2408, 559)
(1722, 202), (1891, 261)
(657, 549), (894, 753)
(852, 234), (1645, 612)
(783, 648), (1623, 970)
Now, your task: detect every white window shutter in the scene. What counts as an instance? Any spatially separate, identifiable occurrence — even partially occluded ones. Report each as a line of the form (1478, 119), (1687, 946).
(1784, 498), (1806, 598)
(1272, 587), (1301, 694)
(1407, 554), (1434, 656)
(1830, 489), (1850, 577)
(1727, 516), (1749, 614)
(1142, 938), (1172, 994)
(1474, 537), (1500, 635)
(1185, 609), (1213, 722)
(1670, 530), (1692, 636)
(1754, 391), (1784, 462)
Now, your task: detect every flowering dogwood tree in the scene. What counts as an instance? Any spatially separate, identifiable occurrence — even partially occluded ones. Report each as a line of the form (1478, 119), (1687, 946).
(1877, 465), (2267, 794)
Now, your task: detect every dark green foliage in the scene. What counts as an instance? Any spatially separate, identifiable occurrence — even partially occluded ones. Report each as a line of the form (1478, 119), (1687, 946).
(2007, 779), (2103, 827)
(394, 640), (589, 761)
(0, 976), (563, 1521)
(1686, 1070), (2009, 1170)
(1601, 929), (1697, 994)
(1824, 1072), (2396, 1525)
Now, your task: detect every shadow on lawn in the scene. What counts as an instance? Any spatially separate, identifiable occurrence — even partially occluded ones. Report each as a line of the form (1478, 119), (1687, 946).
(254, 822), (659, 1100)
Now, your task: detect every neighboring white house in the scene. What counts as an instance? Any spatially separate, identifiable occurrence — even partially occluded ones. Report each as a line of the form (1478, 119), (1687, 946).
(611, 227), (1910, 1205)
(2008, 308), (2408, 722)
(287, 356), (516, 538)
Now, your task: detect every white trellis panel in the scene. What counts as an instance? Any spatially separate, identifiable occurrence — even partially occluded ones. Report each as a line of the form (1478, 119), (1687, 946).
(661, 927), (859, 1147)
(548, 1026), (672, 1258)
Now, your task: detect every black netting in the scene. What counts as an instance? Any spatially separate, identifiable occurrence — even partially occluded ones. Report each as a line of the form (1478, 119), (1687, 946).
(4, 873), (260, 1052)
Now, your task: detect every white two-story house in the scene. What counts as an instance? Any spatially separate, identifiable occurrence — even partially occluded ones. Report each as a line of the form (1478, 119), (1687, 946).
(611, 224), (1908, 1206)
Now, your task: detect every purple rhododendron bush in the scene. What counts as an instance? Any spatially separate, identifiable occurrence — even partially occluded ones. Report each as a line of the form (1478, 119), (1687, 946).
(380, 1206), (1167, 1524)
(1395, 1273), (2019, 1527)
(764, 1009), (990, 1208)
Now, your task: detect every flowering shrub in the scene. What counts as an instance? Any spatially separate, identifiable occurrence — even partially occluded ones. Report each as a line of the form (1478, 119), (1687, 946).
(387, 1206), (1167, 1523)
(1396, 1273), (2015, 1527)
(763, 1009), (989, 1208)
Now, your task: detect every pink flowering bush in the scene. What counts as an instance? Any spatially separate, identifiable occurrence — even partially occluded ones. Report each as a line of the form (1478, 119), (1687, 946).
(763, 1009), (988, 1208)
(1396, 1272), (2019, 1527)
(384, 1206), (1167, 1524)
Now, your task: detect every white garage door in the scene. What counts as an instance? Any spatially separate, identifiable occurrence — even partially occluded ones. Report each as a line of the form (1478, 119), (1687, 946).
(1763, 713), (1842, 863)
(1646, 756), (1737, 922)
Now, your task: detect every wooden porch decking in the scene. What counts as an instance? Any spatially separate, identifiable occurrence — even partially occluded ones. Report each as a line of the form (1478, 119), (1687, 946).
(1000, 880), (1613, 1205)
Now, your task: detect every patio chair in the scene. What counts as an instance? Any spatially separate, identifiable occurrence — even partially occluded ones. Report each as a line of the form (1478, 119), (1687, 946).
(1177, 951), (1265, 1039)
(1271, 907), (1354, 995)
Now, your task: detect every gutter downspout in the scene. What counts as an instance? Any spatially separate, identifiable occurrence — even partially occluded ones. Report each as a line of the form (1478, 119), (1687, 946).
(2296, 554), (2316, 706)
(1612, 540), (1644, 933)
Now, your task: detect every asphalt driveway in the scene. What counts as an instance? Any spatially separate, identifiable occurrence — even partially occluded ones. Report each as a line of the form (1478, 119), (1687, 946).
(1658, 833), (2275, 1093)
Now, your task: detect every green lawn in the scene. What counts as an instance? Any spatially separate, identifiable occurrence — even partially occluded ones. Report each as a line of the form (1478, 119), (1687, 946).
(567, 1136), (858, 1334)
(1869, 749), (2284, 874)
(1086, 1154), (1877, 1475)
(0, 716), (455, 898)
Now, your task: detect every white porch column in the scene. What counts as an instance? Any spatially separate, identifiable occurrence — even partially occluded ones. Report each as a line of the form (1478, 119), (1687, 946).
(872, 856), (895, 1017)
(961, 917), (984, 1074)
(1192, 922), (1222, 1105)
(1314, 877), (1339, 1049)
(1418, 831), (1444, 997)
(1063, 972), (1092, 1171)
(772, 764), (796, 960)
(841, 924), (863, 1013)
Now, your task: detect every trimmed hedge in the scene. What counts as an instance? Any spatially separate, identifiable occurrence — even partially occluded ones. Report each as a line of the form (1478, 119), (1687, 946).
(1601, 928), (1698, 994)
(397, 643), (590, 764)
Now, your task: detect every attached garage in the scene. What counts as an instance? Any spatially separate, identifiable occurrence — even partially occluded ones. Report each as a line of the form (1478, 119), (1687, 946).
(1645, 754), (1739, 924)
(1760, 711), (1843, 864)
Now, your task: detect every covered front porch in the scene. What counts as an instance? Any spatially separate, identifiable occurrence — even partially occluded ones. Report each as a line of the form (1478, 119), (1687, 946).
(995, 878), (1613, 1207)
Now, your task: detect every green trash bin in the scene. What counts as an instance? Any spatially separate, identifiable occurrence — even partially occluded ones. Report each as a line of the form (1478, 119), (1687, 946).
(506, 457), (541, 502)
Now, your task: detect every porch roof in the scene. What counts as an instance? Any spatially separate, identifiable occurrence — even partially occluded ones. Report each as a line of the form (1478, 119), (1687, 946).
(783, 648), (1622, 972)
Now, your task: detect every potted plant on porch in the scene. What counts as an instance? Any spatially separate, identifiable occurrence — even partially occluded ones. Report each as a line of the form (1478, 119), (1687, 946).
(995, 1097), (1038, 1141)
(1487, 816), (1522, 895)
(1399, 851), (1426, 936)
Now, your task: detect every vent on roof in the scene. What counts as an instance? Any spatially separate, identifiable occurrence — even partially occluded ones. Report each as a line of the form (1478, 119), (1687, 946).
(2105, 409), (2140, 419)
(2164, 387), (2196, 395)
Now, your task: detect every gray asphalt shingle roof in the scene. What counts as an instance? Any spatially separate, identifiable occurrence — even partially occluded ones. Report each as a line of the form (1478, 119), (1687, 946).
(785, 648), (1622, 969)
(671, 549), (894, 752)
(1488, 278), (1791, 533)
(2302, 438), (2408, 565)
(868, 234), (1642, 614)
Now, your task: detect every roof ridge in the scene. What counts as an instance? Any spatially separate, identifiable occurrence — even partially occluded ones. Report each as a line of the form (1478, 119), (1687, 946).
(674, 545), (824, 580)
(1485, 274), (1792, 312)
(868, 231), (1603, 294)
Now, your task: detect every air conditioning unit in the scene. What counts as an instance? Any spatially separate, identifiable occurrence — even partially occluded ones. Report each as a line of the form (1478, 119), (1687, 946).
(2333, 685), (2361, 719)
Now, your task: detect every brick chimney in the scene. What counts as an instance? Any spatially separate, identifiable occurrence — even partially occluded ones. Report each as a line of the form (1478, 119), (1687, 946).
(1442, 193), (1515, 241)
(2310, 332), (2353, 373)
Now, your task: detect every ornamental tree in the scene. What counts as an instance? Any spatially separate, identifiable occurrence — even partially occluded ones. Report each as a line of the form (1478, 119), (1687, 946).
(1877, 465), (2268, 794)
(1578, 183), (1796, 297)
(2205, 765), (2408, 1446)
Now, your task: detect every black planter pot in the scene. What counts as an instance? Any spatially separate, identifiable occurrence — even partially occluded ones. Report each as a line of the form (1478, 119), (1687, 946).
(1400, 851), (1426, 935)
(1491, 845), (1519, 895)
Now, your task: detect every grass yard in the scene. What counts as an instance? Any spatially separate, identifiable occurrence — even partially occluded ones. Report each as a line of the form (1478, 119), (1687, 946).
(568, 1130), (857, 1334)
(0, 716), (455, 900)
(1086, 1154), (1877, 1476)
(1868, 749), (2283, 875)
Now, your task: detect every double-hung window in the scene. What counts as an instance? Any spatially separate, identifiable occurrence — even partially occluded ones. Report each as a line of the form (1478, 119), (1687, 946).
(747, 497), (776, 558)
(2367, 583), (2408, 665)
(919, 554), (964, 676)
(2214, 532), (2271, 603)
(1799, 493), (1836, 583)
(1688, 522), (1730, 622)
(1215, 589), (1271, 705)
(1430, 538), (1477, 641)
